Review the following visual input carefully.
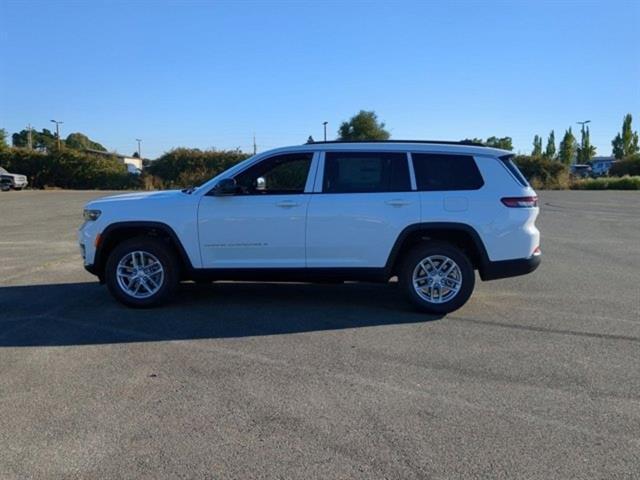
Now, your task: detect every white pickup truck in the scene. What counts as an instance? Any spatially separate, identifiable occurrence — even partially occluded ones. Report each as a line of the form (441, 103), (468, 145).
(0, 167), (28, 190)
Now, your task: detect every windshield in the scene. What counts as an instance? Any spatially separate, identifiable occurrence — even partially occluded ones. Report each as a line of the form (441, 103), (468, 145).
(0, 167), (8, 175)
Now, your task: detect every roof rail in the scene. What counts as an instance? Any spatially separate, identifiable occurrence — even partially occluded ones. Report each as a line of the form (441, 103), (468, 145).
(306, 139), (486, 147)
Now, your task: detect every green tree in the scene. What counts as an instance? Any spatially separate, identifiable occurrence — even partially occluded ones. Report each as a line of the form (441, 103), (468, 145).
(338, 110), (390, 141)
(532, 135), (543, 157)
(543, 130), (556, 159)
(12, 128), (57, 151)
(611, 114), (639, 159)
(558, 128), (577, 165)
(65, 132), (107, 152)
(577, 125), (596, 164)
(461, 138), (484, 145)
(485, 136), (513, 150)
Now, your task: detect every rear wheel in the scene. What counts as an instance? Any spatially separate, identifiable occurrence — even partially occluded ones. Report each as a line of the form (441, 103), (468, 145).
(105, 237), (179, 308)
(400, 242), (475, 314)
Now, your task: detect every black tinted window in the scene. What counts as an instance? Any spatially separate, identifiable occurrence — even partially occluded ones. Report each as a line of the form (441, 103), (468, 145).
(323, 152), (410, 193)
(500, 155), (529, 187)
(412, 153), (483, 191)
(234, 153), (312, 194)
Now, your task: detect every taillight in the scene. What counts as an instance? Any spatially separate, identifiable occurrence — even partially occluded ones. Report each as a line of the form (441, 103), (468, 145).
(501, 196), (538, 208)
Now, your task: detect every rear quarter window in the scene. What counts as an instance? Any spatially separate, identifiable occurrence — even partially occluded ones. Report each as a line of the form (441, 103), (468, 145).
(411, 153), (484, 191)
(499, 155), (530, 187)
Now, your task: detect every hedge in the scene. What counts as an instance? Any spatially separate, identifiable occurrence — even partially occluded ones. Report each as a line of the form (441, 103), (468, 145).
(609, 155), (640, 177)
(0, 148), (139, 189)
(571, 176), (640, 190)
(513, 155), (570, 189)
(146, 148), (250, 189)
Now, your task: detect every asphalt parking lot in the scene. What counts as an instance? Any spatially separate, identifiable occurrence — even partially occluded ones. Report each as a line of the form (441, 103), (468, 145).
(1, 190), (639, 479)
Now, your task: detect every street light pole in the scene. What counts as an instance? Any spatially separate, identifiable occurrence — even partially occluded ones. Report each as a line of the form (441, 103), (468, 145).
(576, 120), (591, 163)
(323, 121), (328, 141)
(50, 119), (63, 150)
(577, 120), (591, 133)
(135, 139), (142, 159)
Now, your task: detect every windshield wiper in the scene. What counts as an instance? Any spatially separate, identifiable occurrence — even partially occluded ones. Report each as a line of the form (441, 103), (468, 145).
(181, 186), (196, 194)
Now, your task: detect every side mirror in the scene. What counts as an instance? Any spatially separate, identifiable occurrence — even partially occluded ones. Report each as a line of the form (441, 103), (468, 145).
(212, 178), (237, 196)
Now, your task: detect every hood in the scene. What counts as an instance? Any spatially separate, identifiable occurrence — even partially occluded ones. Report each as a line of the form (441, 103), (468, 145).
(87, 189), (183, 207)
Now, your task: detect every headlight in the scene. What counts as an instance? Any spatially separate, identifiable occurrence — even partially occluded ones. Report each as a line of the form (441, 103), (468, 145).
(83, 209), (102, 221)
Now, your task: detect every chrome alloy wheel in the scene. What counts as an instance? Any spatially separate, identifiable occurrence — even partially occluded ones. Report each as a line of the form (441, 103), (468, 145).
(412, 255), (463, 304)
(116, 251), (165, 299)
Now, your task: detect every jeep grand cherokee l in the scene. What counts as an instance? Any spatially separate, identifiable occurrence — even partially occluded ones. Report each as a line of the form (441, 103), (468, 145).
(78, 141), (541, 314)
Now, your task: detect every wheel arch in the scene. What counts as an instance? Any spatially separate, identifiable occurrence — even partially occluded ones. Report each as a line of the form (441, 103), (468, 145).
(386, 222), (490, 276)
(94, 221), (193, 281)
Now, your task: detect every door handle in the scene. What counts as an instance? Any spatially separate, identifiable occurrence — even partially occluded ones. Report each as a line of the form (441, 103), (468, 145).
(276, 201), (300, 208)
(385, 199), (411, 207)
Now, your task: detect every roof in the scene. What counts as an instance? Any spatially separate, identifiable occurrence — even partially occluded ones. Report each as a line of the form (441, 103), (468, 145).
(263, 140), (511, 157)
(309, 139), (485, 147)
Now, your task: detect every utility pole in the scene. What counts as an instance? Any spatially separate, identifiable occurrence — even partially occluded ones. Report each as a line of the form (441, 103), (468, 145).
(50, 119), (63, 150)
(323, 121), (328, 141)
(253, 134), (257, 155)
(135, 138), (142, 159)
(27, 124), (33, 150)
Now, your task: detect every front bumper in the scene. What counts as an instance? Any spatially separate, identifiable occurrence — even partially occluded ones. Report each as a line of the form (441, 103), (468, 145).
(480, 252), (541, 281)
(84, 264), (99, 276)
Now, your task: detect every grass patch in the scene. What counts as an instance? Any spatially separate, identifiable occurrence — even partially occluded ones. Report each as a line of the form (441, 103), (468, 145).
(571, 176), (640, 190)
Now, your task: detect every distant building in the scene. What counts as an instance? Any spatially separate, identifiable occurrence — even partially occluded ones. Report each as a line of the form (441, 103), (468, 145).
(85, 149), (143, 174)
(590, 156), (616, 176)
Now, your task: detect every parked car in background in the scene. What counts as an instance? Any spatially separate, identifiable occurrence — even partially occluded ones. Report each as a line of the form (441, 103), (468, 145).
(0, 178), (12, 191)
(79, 140), (541, 314)
(0, 167), (28, 190)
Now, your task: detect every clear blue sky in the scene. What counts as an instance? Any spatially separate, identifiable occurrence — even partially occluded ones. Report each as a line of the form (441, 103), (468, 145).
(1, 0), (638, 158)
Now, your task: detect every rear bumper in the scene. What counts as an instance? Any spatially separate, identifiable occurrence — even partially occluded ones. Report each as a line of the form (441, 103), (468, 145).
(480, 253), (541, 281)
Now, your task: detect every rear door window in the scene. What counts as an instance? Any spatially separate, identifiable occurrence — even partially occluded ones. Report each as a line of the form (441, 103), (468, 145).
(411, 153), (484, 191)
(323, 151), (410, 193)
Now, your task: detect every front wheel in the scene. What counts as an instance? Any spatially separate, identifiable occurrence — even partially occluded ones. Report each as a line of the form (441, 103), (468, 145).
(400, 242), (475, 315)
(105, 237), (179, 308)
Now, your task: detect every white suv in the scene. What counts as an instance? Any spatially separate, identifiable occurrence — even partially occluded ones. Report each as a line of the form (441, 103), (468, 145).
(79, 141), (541, 314)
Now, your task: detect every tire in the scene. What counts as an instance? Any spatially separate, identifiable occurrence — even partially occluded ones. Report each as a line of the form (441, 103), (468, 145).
(399, 241), (475, 315)
(105, 237), (179, 308)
